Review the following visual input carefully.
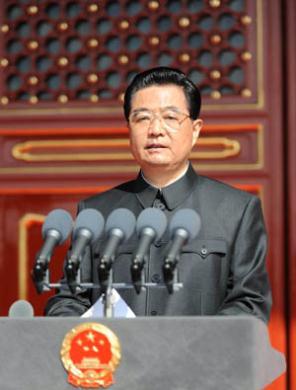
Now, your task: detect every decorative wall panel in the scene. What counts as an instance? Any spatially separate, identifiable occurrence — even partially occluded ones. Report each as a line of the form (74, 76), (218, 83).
(0, 0), (262, 118)
(0, 124), (264, 180)
(0, 2), (287, 389)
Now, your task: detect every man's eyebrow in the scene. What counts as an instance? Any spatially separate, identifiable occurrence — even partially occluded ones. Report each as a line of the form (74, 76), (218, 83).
(130, 108), (150, 114)
(163, 106), (182, 112)
(130, 106), (181, 114)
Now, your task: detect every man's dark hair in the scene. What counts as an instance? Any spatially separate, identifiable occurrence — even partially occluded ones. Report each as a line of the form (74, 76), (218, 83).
(123, 67), (201, 121)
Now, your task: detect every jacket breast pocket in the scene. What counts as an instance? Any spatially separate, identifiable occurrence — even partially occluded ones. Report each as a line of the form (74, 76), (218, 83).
(179, 239), (228, 291)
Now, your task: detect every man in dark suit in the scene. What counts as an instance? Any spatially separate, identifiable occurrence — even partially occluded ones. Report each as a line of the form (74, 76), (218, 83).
(45, 67), (271, 322)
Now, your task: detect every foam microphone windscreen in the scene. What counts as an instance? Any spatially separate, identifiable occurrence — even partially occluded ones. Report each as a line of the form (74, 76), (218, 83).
(136, 207), (167, 241)
(73, 208), (105, 243)
(8, 300), (34, 318)
(42, 209), (73, 244)
(105, 208), (136, 241)
(169, 209), (201, 241)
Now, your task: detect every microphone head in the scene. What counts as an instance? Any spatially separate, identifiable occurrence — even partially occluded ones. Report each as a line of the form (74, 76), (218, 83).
(73, 208), (105, 243)
(8, 300), (34, 318)
(42, 209), (73, 244)
(105, 208), (136, 241)
(136, 207), (167, 241)
(169, 209), (201, 241)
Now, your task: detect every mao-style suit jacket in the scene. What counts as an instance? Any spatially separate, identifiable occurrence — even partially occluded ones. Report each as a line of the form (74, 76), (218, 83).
(45, 164), (272, 323)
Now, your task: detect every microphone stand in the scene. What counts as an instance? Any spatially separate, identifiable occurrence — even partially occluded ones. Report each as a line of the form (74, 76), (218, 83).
(65, 261), (81, 294)
(130, 255), (146, 294)
(98, 255), (115, 318)
(102, 269), (114, 318)
(163, 258), (180, 294)
(32, 263), (51, 293)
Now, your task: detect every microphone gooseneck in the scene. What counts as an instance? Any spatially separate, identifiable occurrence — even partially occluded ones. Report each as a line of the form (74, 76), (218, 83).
(32, 209), (73, 293)
(98, 208), (136, 292)
(163, 209), (201, 293)
(131, 208), (167, 293)
(65, 208), (105, 294)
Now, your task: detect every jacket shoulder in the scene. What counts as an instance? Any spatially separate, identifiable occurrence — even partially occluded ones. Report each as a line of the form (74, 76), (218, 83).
(197, 174), (257, 206)
(78, 179), (137, 211)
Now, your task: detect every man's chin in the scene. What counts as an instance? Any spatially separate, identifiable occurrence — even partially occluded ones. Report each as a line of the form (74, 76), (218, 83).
(140, 160), (172, 170)
(143, 157), (170, 165)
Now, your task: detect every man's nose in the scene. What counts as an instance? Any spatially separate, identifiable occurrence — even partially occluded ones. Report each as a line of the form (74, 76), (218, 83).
(148, 115), (165, 136)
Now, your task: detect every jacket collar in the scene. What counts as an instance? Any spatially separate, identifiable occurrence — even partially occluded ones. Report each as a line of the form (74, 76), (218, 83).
(134, 163), (198, 210)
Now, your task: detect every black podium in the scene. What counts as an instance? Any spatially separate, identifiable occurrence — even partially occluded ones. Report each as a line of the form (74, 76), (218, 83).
(0, 316), (286, 390)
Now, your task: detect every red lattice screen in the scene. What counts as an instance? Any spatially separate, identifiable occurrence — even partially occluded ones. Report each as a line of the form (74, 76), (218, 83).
(0, 0), (257, 108)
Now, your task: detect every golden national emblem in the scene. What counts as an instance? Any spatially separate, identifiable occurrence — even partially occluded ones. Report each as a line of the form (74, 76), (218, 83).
(60, 322), (121, 388)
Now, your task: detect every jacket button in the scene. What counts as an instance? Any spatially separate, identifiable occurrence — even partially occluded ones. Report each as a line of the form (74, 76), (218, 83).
(154, 240), (162, 247)
(151, 273), (161, 283)
(201, 247), (208, 256)
(151, 310), (157, 315)
(153, 200), (166, 210)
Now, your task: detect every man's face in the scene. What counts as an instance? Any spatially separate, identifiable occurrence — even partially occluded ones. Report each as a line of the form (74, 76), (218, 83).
(128, 85), (202, 173)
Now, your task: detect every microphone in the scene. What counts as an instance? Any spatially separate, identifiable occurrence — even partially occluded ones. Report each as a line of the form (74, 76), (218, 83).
(65, 208), (105, 294)
(8, 300), (34, 318)
(98, 208), (136, 291)
(131, 208), (167, 293)
(32, 209), (73, 293)
(163, 209), (201, 293)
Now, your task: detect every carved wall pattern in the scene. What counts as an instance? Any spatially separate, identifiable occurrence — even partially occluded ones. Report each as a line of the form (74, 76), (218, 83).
(0, 0), (258, 113)
(0, 124), (263, 178)
(0, 2), (288, 389)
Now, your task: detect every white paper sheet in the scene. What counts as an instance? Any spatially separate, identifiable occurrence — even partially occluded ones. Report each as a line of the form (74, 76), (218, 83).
(81, 289), (136, 318)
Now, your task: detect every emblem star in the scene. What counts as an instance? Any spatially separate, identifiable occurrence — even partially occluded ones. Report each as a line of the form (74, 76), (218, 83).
(77, 339), (83, 346)
(86, 331), (95, 343)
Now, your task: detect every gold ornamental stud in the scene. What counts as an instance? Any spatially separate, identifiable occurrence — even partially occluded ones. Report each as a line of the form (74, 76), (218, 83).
(27, 5), (38, 15)
(0, 96), (9, 105)
(118, 55), (129, 65)
(241, 88), (252, 98)
(28, 76), (39, 85)
(29, 95), (38, 104)
(0, 24), (9, 33)
(241, 51), (252, 61)
(88, 3), (99, 13)
(179, 53), (191, 63)
(90, 94), (99, 102)
(27, 40), (39, 50)
(210, 34), (222, 45)
(211, 90), (222, 99)
(210, 70), (221, 80)
(87, 73), (99, 83)
(58, 22), (69, 31)
(149, 36), (160, 46)
(88, 38), (99, 48)
(148, 1), (160, 10)
(119, 20), (130, 30)
(58, 57), (69, 67)
(209, 0), (221, 7)
(0, 58), (9, 67)
(58, 94), (69, 103)
(241, 15), (252, 25)
(178, 17), (190, 28)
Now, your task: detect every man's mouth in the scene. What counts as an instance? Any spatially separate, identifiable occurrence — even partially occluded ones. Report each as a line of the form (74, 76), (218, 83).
(145, 144), (166, 149)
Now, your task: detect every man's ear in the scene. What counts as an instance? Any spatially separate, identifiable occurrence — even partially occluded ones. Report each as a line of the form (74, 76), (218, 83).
(192, 119), (203, 146)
